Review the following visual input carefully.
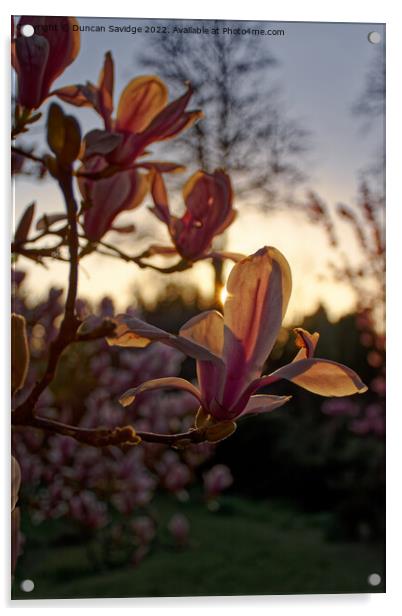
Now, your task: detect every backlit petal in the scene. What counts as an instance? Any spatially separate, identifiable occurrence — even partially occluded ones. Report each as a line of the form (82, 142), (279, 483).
(266, 358), (368, 397)
(116, 76), (168, 133)
(292, 328), (320, 361)
(172, 170), (234, 260)
(179, 310), (224, 357)
(107, 315), (225, 365)
(222, 246), (292, 408)
(180, 311), (226, 406)
(119, 377), (202, 407)
(241, 394), (292, 417)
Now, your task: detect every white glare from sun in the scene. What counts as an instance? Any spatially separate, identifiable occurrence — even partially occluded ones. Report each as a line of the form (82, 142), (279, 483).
(219, 286), (228, 306)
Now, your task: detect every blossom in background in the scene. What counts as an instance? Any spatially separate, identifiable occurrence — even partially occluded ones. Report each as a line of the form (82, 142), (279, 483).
(168, 513), (190, 547)
(108, 247), (367, 440)
(55, 52), (202, 241)
(148, 169), (239, 262)
(203, 464), (233, 501)
(12, 16), (80, 110)
(12, 280), (229, 567)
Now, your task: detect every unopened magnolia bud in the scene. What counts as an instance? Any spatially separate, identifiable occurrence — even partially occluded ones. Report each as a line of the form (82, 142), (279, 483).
(47, 103), (81, 167)
(11, 313), (29, 395)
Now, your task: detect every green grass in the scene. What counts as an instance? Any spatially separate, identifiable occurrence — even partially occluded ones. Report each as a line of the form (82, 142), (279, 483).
(12, 496), (385, 599)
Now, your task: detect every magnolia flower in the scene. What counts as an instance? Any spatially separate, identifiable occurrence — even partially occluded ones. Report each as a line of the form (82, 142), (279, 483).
(56, 52), (202, 165)
(147, 169), (238, 262)
(58, 52), (201, 241)
(107, 247), (367, 440)
(77, 157), (149, 242)
(12, 16), (80, 110)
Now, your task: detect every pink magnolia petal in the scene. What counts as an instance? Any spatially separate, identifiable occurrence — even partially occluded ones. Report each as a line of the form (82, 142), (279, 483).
(222, 246), (292, 408)
(97, 51), (114, 124)
(15, 16), (80, 108)
(107, 315), (224, 365)
(79, 157), (149, 241)
(172, 170), (234, 261)
(149, 170), (171, 224)
(15, 34), (50, 109)
(180, 311), (226, 407)
(141, 83), (200, 145)
(241, 394), (292, 417)
(265, 358), (368, 397)
(179, 310), (224, 357)
(119, 377), (202, 407)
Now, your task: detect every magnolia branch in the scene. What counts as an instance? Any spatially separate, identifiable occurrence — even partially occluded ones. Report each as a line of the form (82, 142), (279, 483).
(13, 168), (82, 423)
(94, 239), (191, 273)
(11, 412), (205, 449)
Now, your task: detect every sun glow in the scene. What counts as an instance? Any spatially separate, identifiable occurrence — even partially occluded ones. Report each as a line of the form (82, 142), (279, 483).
(219, 285), (228, 306)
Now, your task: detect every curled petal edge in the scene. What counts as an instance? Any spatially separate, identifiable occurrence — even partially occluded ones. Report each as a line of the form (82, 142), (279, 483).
(119, 377), (203, 408)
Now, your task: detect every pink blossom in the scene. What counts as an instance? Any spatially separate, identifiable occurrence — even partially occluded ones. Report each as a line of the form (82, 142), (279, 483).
(148, 169), (237, 261)
(168, 513), (190, 547)
(108, 247), (367, 438)
(203, 464), (233, 500)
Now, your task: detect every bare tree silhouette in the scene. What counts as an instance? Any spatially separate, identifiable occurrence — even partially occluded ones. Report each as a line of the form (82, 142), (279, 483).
(139, 20), (309, 302)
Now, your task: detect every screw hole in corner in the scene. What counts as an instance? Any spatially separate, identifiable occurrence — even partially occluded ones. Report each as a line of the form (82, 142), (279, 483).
(368, 31), (381, 45)
(21, 24), (34, 37)
(20, 579), (35, 592)
(368, 572), (381, 587)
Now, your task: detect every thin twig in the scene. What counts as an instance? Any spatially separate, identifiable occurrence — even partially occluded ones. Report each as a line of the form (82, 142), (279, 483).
(12, 169), (81, 423)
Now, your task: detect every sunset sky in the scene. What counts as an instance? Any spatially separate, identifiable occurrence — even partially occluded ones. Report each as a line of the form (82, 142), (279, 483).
(12, 17), (385, 324)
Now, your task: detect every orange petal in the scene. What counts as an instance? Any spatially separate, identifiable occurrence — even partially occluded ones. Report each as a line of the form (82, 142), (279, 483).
(292, 328), (320, 361)
(54, 84), (97, 108)
(116, 76), (168, 133)
(268, 358), (368, 396)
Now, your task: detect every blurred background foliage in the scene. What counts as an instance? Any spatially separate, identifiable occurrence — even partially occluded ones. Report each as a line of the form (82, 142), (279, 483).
(12, 274), (385, 598)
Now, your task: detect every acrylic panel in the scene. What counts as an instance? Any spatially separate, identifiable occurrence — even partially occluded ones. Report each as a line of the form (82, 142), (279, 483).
(11, 15), (385, 599)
